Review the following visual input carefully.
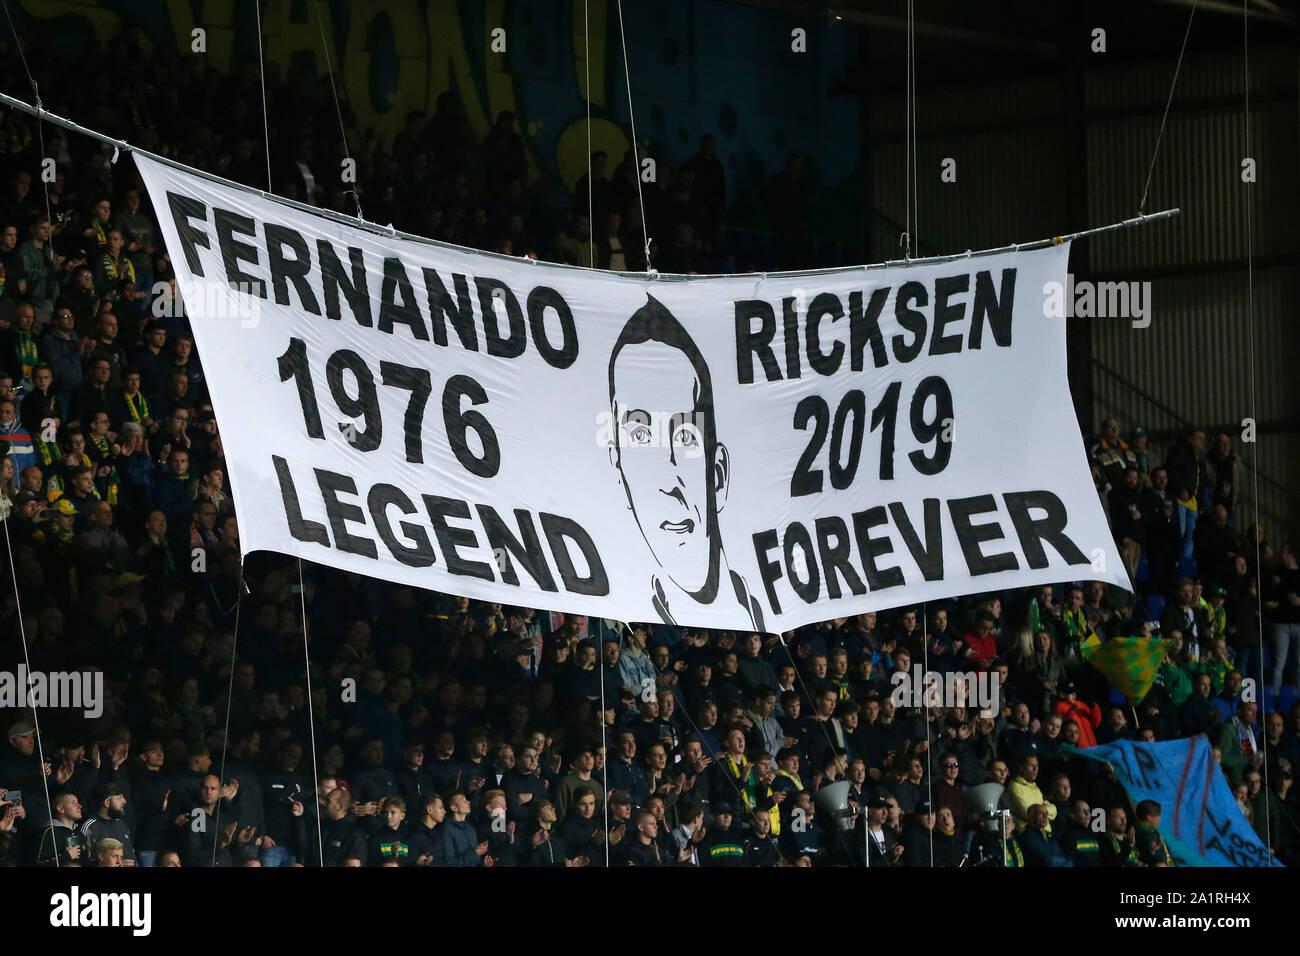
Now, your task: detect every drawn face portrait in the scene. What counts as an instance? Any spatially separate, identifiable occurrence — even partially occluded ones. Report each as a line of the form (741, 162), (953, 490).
(609, 297), (727, 600)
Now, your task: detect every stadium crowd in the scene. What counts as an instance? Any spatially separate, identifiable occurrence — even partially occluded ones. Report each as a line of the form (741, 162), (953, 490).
(0, 34), (1297, 869)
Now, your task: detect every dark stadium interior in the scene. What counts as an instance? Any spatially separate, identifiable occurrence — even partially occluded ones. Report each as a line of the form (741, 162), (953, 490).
(0, 0), (1296, 869)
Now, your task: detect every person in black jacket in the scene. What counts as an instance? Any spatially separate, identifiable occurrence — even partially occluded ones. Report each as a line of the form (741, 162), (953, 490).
(216, 730), (266, 848)
(129, 740), (171, 867)
(179, 773), (249, 868)
(557, 785), (606, 866)
(394, 737), (435, 812)
(1019, 803), (1073, 867)
(1265, 545), (1300, 698)
(316, 787), (367, 867)
(521, 799), (585, 867)
(901, 800), (938, 866)
(367, 796), (411, 867)
(36, 791), (88, 866)
(476, 789), (518, 866)
(1179, 673), (1221, 737)
(1161, 579), (1213, 660)
(261, 741), (308, 867)
(622, 808), (681, 866)
(80, 781), (136, 865)
(743, 805), (781, 866)
(504, 744), (548, 823)
(432, 791), (488, 867)
(170, 743), (211, 815)
(409, 794), (445, 866)
(1164, 429), (1206, 562)
(1108, 466), (1153, 581)
(0, 721), (45, 799)
(351, 737), (397, 834)
(698, 801), (747, 866)
(862, 796), (903, 867)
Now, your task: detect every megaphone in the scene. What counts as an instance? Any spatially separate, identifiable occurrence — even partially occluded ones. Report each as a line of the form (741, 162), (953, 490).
(965, 782), (1005, 832)
(814, 780), (856, 831)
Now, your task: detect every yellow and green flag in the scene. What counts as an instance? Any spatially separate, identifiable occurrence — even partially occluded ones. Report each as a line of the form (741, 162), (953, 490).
(1088, 637), (1171, 704)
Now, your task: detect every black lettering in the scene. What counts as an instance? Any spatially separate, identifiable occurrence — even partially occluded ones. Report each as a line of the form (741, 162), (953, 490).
(949, 494), (1018, 575)
(272, 455), (328, 545)
(782, 297), (801, 380)
(753, 529), (784, 614)
(378, 257), (427, 340)
(423, 495), (494, 581)
(317, 241), (372, 326)
(214, 208), (266, 297)
(850, 287), (890, 370)
(815, 516), (865, 600)
(264, 224), (321, 314)
(735, 300), (780, 384)
(888, 499), (944, 581)
(316, 469), (378, 558)
(806, 292), (845, 376)
(892, 281), (927, 362)
(167, 192), (209, 276)
(425, 270), (478, 350)
(852, 506), (904, 590)
(368, 484), (435, 567)
(477, 505), (558, 591)
(540, 513), (609, 595)
(783, 522), (820, 604)
(526, 286), (579, 370)
(929, 274), (968, 355)
(477, 278), (526, 358)
(969, 268), (1015, 349)
(1003, 490), (1089, 569)
(1133, 745), (1159, 791)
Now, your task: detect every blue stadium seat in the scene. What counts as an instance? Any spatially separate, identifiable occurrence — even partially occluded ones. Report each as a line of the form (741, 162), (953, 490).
(1178, 556), (1198, 579)
(1109, 687), (1127, 706)
(1145, 594), (1165, 622)
(1135, 555), (1150, 583)
(1282, 687), (1299, 714)
(1263, 686), (1276, 714)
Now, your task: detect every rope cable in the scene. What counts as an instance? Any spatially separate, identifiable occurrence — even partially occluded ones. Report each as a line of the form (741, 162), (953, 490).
(1138, 0), (1199, 214)
(213, 570), (244, 865)
(311, 0), (362, 219)
(584, 0), (594, 268)
(1241, 0), (1270, 860)
(613, 0), (651, 270)
(298, 557), (324, 866)
(2, 518), (55, 863)
(254, 0), (272, 194)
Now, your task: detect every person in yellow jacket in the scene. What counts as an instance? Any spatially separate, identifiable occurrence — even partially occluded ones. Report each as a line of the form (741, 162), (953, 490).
(999, 753), (1057, 832)
(745, 751), (782, 835)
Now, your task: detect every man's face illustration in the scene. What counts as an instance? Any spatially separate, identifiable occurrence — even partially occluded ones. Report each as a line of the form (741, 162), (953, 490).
(611, 339), (725, 596)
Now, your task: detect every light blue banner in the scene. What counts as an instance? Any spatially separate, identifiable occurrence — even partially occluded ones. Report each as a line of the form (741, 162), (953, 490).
(1070, 737), (1281, 867)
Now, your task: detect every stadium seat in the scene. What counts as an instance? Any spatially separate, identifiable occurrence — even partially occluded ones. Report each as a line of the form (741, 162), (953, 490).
(1109, 687), (1127, 706)
(1135, 555), (1150, 582)
(1282, 687), (1299, 714)
(1145, 594), (1165, 622)
(1178, 556), (1198, 579)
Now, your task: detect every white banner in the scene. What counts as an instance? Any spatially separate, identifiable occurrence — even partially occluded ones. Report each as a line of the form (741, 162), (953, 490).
(136, 155), (1129, 633)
